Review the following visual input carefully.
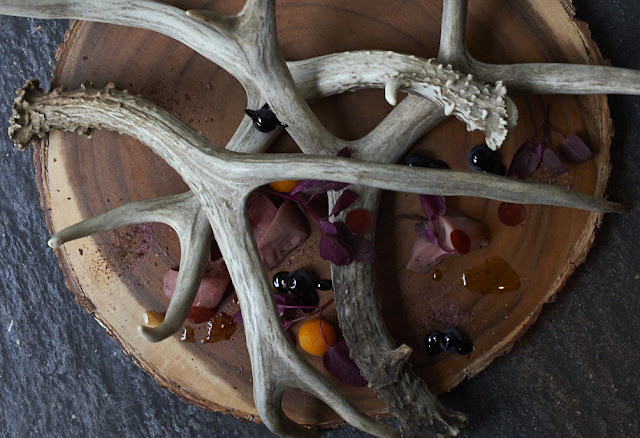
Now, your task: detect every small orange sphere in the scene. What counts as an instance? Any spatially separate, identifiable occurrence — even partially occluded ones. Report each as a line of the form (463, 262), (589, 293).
(298, 319), (336, 356)
(269, 180), (299, 193)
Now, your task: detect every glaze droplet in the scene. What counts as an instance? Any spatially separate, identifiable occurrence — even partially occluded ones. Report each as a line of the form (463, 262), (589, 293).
(462, 256), (520, 294)
(203, 312), (237, 343)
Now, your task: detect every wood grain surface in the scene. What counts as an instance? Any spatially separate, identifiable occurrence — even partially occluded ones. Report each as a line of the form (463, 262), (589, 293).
(35, 0), (611, 427)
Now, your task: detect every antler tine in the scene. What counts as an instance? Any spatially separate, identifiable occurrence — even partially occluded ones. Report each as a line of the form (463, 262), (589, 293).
(438, 0), (470, 66)
(44, 187), (214, 343)
(473, 61), (640, 95)
(47, 192), (196, 249)
(0, 0), (250, 84)
(436, 0), (640, 95)
(139, 206), (213, 342)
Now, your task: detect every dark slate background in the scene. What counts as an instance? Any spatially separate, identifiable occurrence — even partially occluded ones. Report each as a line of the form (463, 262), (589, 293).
(0, 1), (639, 437)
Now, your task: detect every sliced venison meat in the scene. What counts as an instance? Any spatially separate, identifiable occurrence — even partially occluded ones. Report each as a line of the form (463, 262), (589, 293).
(164, 193), (310, 310)
(406, 239), (451, 273)
(164, 258), (230, 309)
(257, 200), (310, 269)
(247, 192), (278, 244)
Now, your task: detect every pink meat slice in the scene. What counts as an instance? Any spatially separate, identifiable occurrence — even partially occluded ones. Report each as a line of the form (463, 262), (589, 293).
(406, 209), (488, 273)
(248, 192), (278, 244)
(164, 258), (230, 308)
(164, 194), (309, 308)
(257, 200), (310, 270)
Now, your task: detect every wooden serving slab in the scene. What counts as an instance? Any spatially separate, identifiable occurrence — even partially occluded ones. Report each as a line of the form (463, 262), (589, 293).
(35, 0), (611, 427)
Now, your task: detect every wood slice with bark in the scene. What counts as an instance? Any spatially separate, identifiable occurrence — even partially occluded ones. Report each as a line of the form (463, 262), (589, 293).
(34, 0), (612, 428)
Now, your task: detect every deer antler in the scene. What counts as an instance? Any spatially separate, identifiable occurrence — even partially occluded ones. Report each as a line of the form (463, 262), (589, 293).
(4, 0), (640, 437)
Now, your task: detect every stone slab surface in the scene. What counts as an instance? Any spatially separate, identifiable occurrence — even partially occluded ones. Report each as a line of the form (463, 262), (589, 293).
(0, 1), (638, 437)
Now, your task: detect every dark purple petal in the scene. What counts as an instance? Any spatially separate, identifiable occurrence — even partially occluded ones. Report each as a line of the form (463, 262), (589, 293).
(331, 189), (360, 216)
(289, 180), (325, 196)
(319, 233), (351, 265)
(349, 235), (376, 263)
(323, 340), (368, 387)
(233, 309), (243, 324)
(319, 219), (338, 235)
(506, 140), (542, 179)
(419, 194), (445, 219)
(337, 147), (351, 158)
(559, 134), (593, 164)
(542, 148), (568, 174)
(335, 222), (375, 263)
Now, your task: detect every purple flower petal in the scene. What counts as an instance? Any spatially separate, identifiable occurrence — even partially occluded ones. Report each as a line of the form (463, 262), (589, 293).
(542, 148), (568, 174)
(319, 233), (352, 265)
(349, 235), (376, 263)
(559, 133), (593, 164)
(419, 194), (445, 219)
(322, 340), (368, 387)
(507, 140), (542, 179)
(319, 219), (338, 235)
(335, 222), (376, 263)
(331, 189), (359, 216)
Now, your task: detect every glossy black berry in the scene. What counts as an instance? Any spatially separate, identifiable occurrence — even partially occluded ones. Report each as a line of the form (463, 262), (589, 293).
(316, 279), (333, 290)
(272, 271), (290, 293)
(425, 331), (443, 356)
(456, 338), (474, 355)
(287, 269), (314, 294)
(438, 329), (461, 352)
(245, 103), (283, 133)
(403, 153), (450, 169)
(295, 289), (319, 313)
(427, 328), (473, 356)
(468, 144), (506, 175)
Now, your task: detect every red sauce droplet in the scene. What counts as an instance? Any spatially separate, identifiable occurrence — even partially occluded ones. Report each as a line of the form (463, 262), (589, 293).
(450, 230), (471, 254)
(203, 312), (237, 343)
(462, 256), (521, 294)
(180, 326), (195, 343)
(187, 306), (215, 324)
(432, 269), (443, 281)
(498, 202), (526, 226)
(345, 208), (372, 235)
